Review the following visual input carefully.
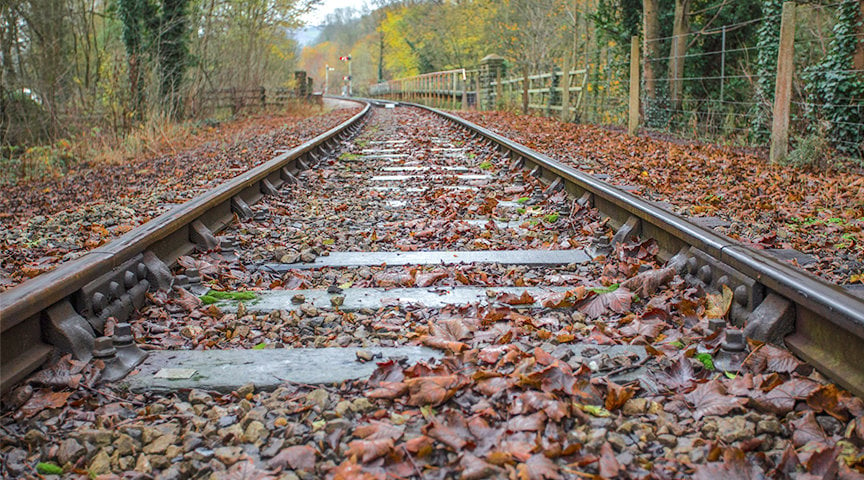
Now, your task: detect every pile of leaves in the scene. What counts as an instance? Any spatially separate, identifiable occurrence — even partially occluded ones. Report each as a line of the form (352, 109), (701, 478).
(457, 111), (864, 286)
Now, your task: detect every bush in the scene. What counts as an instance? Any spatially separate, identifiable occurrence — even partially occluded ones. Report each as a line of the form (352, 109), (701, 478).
(784, 133), (832, 170)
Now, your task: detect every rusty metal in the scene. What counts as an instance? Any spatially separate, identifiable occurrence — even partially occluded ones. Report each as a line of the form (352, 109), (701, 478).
(412, 102), (864, 397)
(0, 101), (369, 393)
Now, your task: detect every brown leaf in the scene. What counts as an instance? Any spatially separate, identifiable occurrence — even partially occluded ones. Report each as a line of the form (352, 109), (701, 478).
(346, 438), (393, 463)
(497, 290), (535, 305)
(620, 267), (675, 297)
(618, 318), (665, 340)
(426, 419), (467, 450)
(579, 286), (632, 318)
(790, 411), (829, 447)
(19, 389), (73, 418)
(693, 448), (768, 480)
(354, 421), (404, 441)
(653, 357), (697, 391)
(750, 378), (818, 415)
(517, 454), (561, 480)
(598, 442), (621, 479)
(173, 286), (202, 311)
(539, 287), (587, 309)
(416, 270), (448, 287)
(461, 453), (503, 480)
(365, 381), (407, 400)
(704, 285), (733, 318)
(605, 381), (636, 411)
(684, 380), (746, 420)
(743, 344), (801, 374)
(405, 375), (465, 406)
(507, 412), (546, 432)
(807, 384), (848, 421)
(267, 445), (316, 472)
(330, 459), (381, 480)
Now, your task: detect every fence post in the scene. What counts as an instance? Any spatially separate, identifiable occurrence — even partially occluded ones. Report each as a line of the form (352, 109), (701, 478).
(561, 55), (571, 122)
(628, 35), (640, 136)
(461, 73), (468, 110)
(522, 67), (529, 114)
(770, 1), (796, 163)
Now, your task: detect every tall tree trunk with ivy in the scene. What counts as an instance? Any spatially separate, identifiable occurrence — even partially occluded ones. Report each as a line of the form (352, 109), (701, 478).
(668, 0), (689, 109)
(749, 0), (782, 143)
(118, 0), (149, 121)
(157, 0), (190, 120)
(802, 0), (864, 156)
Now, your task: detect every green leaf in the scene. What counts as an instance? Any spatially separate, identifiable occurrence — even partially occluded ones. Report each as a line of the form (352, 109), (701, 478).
(253, 342), (267, 350)
(724, 371), (737, 379)
(576, 403), (611, 417)
(420, 404), (436, 420)
(588, 283), (619, 294)
(37, 463), (63, 475)
(517, 196), (530, 204)
(322, 238), (335, 245)
(544, 212), (560, 223)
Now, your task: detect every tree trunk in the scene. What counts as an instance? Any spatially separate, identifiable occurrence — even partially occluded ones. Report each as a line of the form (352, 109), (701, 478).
(642, 0), (660, 101)
(854, 0), (864, 70)
(669, 0), (690, 108)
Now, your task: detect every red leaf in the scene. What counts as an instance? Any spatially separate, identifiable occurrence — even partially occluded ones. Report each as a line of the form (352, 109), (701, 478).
(365, 381), (407, 400)
(353, 421), (404, 441)
(19, 389), (73, 418)
(598, 442), (621, 478)
(497, 290), (535, 305)
(267, 445), (316, 472)
(684, 380), (746, 420)
(405, 375), (465, 406)
(346, 438), (393, 463)
(517, 453), (561, 480)
(579, 286), (632, 318)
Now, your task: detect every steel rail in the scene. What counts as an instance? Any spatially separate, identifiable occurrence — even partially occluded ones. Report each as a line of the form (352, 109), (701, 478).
(408, 102), (864, 397)
(0, 101), (370, 392)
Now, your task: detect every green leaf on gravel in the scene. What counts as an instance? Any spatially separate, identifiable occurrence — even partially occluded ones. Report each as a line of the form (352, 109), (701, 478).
(517, 196), (530, 204)
(479, 160), (493, 170)
(322, 238), (335, 245)
(576, 403), (611, 417)
(37, 463), (63, 475)
(545, 212), (560, 223)
(253, 342), (267, 350)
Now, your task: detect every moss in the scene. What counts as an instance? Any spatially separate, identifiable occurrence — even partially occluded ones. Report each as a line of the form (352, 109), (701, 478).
(200, 290), (258, 305)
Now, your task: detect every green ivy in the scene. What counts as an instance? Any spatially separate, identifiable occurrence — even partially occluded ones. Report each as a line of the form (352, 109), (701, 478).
(749, 0), (783, 143)
(802, 0), (864, 156)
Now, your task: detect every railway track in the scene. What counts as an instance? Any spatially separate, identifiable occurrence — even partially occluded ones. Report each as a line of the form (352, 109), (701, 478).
(1, 100), (863, 478)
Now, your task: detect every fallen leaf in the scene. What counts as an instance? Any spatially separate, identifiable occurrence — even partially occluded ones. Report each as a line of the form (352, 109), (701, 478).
(704, 284), (733, 318)
(684, 380), (746, 420)
(19, 389), (73, 418)
(497, 291), (535, 305)
(346, 438), (393, 463)
(579, 285), (632, 318)
(267, 445), (316, 472)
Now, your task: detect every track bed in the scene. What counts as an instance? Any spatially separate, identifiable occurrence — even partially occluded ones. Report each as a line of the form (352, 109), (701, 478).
(1, 105), (863, 479)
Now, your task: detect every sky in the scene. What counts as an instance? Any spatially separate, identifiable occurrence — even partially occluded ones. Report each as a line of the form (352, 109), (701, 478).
(302, 0), (366, 26)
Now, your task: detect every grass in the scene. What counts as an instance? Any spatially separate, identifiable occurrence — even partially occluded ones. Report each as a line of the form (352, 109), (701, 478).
(339, 152), (360, 161)
(478, 160), (493, 170)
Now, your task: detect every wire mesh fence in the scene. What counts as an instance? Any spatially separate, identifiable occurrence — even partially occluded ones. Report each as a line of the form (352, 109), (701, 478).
(368, 0), (863, 161)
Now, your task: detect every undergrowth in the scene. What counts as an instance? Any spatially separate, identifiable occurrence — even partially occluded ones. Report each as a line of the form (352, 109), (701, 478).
(1, 102), (314, 185)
